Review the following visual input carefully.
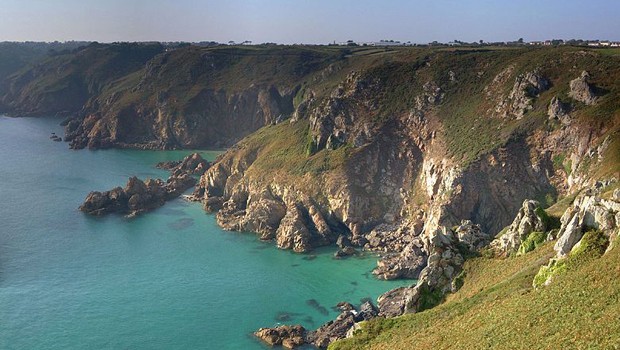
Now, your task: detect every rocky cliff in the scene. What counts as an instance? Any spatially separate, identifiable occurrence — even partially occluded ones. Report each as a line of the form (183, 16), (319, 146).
(190, 47), (619, 347)
(3, 44), (619, 348)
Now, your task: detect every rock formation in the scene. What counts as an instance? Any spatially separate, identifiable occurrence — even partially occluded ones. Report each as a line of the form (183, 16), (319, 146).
(569, 71), (598, 105)
(79, 174), (195, 217)
(254, 300), (379, 349)
(491, 200), (548, 255)
(547, 96), (572, 124)
(156, 152), (210, 175)
(493, 70), (550, 119)
(254, 325), (306, 349)
(554, 187), (619, 257)
(79, 153), (208, 217)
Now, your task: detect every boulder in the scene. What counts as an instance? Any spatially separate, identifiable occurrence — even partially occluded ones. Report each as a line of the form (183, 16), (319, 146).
(254, 325), (306, 349)
(334, 246), (357, 258)
(357, 300), (379, 321)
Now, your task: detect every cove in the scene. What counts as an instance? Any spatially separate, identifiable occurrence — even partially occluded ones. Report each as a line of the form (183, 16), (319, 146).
(0, 116), (411, 349)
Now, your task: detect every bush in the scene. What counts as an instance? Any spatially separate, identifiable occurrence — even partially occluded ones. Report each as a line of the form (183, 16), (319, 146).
(534, 206), (560, 230)
(517, 231), (546, 255)
(416, 285), (445, 312)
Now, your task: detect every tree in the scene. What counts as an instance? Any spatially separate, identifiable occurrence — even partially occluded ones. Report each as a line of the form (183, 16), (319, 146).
(518, 38), (524, 44)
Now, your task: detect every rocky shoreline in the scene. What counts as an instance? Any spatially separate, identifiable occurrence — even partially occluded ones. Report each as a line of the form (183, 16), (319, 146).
(79, 153), (209, 217)
(20, 46), (614, 349)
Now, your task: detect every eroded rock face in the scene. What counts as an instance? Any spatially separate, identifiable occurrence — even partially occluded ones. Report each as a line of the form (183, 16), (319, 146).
(569, 71), (598, 105)
(375, 225), (469, 317)
(455, 220), (491, 252)
(548, 96), (572, 124)
(66, 85), (297, 150)
(494, 70), (550, 119)
(491, 200), (547, 255)
(555, 188), (620, 257)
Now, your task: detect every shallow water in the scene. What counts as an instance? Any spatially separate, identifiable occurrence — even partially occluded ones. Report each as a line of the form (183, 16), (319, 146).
(0, 116), (412, 349)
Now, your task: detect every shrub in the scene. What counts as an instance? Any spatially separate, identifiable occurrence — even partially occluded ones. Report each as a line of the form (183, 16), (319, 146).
(416, 285), (445, 312)
(517, 231), (546, 255)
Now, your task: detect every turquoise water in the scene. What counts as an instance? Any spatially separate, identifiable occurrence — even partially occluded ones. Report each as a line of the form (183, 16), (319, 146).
(0, 116), (411, 349)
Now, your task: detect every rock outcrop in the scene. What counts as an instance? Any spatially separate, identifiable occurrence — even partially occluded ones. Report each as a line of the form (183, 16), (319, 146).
(554, 187), (619, 257)
(254, 300), (379, 349)
(376, 222), (491, 317)
(254, 325), (306, 349)
(79, 153), (209, 217)
(491, 200), (547, 255)
(547, 96), (572, 124)
(494, 70), (550, 119)
(79, 174), (195, 217)
(156, 152), (210, 175)
(569, 71), (598, 105)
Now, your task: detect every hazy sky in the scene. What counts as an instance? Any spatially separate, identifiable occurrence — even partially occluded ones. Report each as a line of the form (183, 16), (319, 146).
(1, 0), (619, 43)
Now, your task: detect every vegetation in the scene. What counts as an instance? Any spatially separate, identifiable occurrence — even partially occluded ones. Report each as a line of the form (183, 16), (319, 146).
(517, 231), (546, 255)
(533, 230), (609, 288)
(332, 238), (619, 349)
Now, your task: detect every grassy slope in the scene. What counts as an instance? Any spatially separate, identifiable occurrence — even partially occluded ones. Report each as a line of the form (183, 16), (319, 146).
(331, 239), (620, 350)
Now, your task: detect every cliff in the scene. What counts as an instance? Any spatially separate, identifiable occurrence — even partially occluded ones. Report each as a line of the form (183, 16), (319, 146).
(0, 42), (164, 117)
(2, 44), (619, 348)
(192, 47), (619, 347)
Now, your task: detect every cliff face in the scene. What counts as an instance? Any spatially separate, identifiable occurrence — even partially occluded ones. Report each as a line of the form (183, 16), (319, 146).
(194, 48), (619, 329)
(0, 42), (165, 117)
(3, 43), (618, 348)
(198, 48), (618, 250)
(65, 84), (298, 149)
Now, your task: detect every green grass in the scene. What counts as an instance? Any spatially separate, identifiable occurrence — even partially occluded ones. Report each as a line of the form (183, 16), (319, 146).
(331, 238), (620, 350)
(534, 230), (609, 288)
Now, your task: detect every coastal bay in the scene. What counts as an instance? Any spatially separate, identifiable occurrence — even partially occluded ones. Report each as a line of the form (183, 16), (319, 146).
(0, 116), (410, 349)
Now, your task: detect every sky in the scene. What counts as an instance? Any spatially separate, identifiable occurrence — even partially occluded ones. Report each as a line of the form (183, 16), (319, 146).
(0, 0), (619, 44)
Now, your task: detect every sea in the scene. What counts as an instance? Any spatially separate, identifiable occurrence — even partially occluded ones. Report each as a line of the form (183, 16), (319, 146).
(0, 116), (411, 349)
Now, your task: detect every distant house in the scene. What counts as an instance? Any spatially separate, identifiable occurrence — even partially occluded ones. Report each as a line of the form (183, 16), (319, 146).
(372, 40), (401, 46)
(529, 41), (544, 45)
